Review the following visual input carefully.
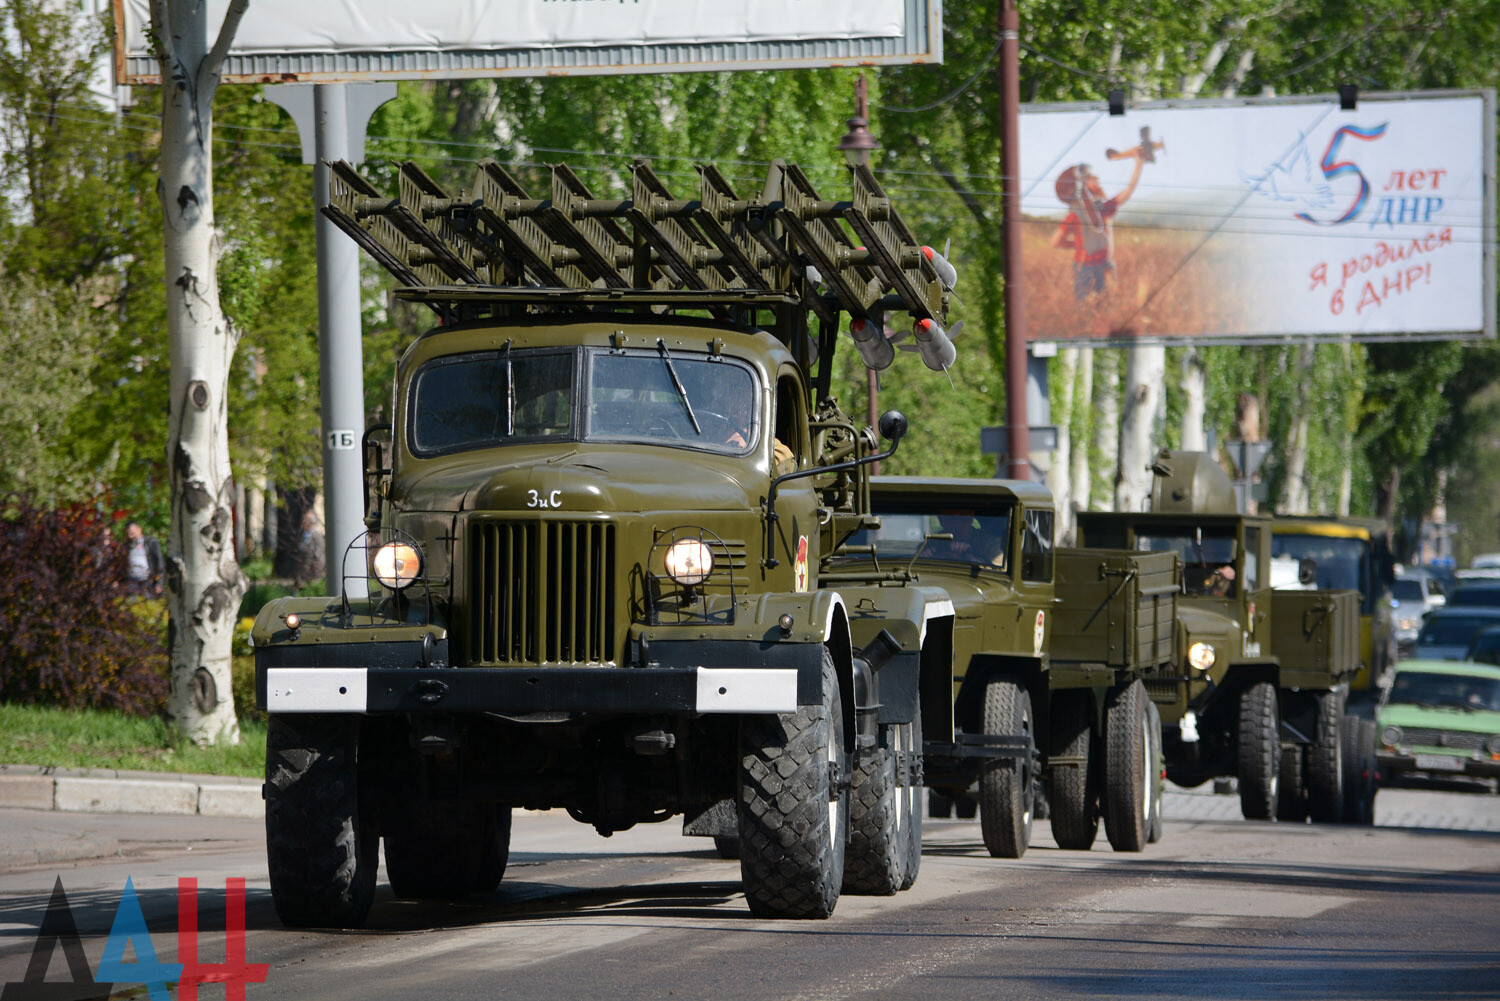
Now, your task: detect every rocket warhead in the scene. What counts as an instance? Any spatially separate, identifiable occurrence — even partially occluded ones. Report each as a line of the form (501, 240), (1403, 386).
(921, 245), (958, 291)
(849, 316), (895, 371)
(912, 317), (956, 372)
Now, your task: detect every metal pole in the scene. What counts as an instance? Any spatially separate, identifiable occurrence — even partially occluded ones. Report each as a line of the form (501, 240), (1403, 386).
(999, 0), (1031, 480)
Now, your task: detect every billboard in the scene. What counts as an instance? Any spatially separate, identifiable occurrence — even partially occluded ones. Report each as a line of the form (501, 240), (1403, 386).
(114, 0), (941, 85)
(1020, 91), (1495, 346)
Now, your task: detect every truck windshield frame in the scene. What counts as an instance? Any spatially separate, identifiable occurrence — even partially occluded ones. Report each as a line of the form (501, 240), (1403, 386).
(406, 345), (762, 458)
(850, 502), (1014, 572)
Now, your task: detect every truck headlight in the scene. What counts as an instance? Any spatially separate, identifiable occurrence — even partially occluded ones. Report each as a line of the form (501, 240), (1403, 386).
(372, 541), (422, 590)
(664, 538), (713, 586)
(1381, 725), (1403, 748)
(1187, 642), (1216, 672)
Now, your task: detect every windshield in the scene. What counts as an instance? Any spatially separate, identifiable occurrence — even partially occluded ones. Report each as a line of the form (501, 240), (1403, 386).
(408, 346), (761, 457)
(1272, 534), (1372, 611)
(1417, 614), (1500, 648)
(850, 504), (1012, 570)
(1137, 526), (1239, 598)
(1448, 586), (1500, 608)
(1391, 579), (1425, 603)
(1388, 671), (1500, 712)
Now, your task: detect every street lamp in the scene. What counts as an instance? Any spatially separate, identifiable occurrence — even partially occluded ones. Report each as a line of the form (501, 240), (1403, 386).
(837, 75), (882, 468)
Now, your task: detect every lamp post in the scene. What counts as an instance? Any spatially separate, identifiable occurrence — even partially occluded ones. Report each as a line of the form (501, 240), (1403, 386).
(837, 75), (882, 469)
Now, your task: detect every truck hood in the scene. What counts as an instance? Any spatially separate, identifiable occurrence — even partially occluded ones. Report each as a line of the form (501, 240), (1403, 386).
(396, 447), (760, 514)
(1377, 702), (1500, 735)
(1175, 603), (1239, 645)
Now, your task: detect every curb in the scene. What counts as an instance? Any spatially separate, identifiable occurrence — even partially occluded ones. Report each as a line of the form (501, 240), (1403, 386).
(0, 764), (262, 819)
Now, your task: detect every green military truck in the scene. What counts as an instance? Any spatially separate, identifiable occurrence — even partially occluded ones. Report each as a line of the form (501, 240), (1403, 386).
(1076, 450), (1368, 824)
(826, 477), (1178, 857)
(251, 157), (960, 925)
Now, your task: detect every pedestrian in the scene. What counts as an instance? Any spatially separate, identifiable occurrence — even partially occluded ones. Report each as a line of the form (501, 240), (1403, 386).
(124, 521), (164, 596)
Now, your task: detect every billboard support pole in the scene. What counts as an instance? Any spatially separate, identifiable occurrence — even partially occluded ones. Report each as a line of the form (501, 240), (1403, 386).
(266, 82), (397, 599)
(999, 0), (1030, 479)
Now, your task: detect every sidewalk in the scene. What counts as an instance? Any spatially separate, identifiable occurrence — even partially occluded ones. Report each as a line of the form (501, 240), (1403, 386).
(0, 763), (262, 820)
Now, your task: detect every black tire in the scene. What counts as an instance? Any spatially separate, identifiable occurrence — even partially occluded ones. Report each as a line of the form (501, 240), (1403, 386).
(1340, 712), (1364, 824)
(1103, 680), (1150, 852)
(384, 803), (512, 899)
(844, 720), (903, 895)
(1048, 688), (1099, 850)
(1146, 701), (1164, 844)
(1306, 689), (1345, 823)
(896, 711), (924, 890)
(1352, 718), (1379, 826)
(928, 791), (954, 819)
(954, 797), (978, 820)
(1237, 682), (1280, 821)
(265, 714), (378, 928)
(737, 650), (847, 918)
(713, 836), (741, 860)
(979, 677), (1035, 859)
(1276, 744), (1308, 822)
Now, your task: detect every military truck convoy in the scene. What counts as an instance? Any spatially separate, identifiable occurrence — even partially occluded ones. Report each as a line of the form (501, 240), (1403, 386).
(253, 156), (960, 925)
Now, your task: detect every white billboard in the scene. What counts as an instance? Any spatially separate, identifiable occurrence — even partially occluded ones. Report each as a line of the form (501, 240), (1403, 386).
(114, 0), (940, 84)
(1020, 91), (1495, 345)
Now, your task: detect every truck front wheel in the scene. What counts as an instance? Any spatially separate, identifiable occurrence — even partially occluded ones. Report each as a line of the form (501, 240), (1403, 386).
(979, 676), (1034, 859)
(1237, 682), (1280, 820)
(737, 650), (847, 918)
(264, 714), (378, 928)
(384, 803), (512, 899)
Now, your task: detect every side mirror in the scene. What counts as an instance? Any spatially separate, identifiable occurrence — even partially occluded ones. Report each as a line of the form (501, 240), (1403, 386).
(878, 409), (908, 446)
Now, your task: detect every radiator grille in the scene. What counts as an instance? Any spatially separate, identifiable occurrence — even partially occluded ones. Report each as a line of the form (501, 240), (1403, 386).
(468, 520), (616, 666)
(1399, 727), (1487, 752)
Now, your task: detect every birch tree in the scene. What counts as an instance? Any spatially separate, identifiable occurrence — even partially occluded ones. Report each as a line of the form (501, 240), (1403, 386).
(151, 0), (249, 745)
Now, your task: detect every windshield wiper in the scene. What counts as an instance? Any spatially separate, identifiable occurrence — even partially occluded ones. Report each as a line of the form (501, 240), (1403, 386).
(503, 339), (514, 436)
(657, 339), (701, 435)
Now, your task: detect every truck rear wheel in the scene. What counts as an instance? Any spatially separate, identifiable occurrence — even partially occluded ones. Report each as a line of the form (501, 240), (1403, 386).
(979, 677), (1034, 859)
(737, 650), (847, 918)
(1277, 745), (1308, 822)
(1306, 689), (1345, 823)
(928, 791), (954, 818)
(896, 712), (924, 890)
(1237, 682), (1280, 820)
(384, 803), (512, 899)
(844, 719), (904, 895)
(1048, 689), (1099, 850)
(265, 714), (378, 928)
(1146, 701), (1164, 844)
(1103, 680), (1150, 852)
(1341, 714), (1377, 825)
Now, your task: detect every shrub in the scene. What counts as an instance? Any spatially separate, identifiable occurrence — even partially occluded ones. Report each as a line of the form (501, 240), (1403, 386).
(0, 503), (168, 715)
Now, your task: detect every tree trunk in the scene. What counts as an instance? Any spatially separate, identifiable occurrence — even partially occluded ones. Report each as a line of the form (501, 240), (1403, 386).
(1094, 349), (1120, 510)
(155, 0), (249, 745)
(1278, 343), (1314, 513)
(273, 485), (317, 579)
(1052, 347), (1078, 542)
(1179, 348), (1207, 452)
(1070, 348), (1094, 514)
(1116, 345), (1165, 512)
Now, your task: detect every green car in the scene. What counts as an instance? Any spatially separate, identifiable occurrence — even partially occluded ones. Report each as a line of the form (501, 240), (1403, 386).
(1376, 660), (1500, 786)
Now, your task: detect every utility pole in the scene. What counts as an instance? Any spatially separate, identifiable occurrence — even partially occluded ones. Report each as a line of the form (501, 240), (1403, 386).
(999, 0), (1030, 479)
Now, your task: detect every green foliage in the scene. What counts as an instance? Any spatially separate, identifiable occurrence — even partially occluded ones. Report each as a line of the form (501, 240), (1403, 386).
(0, 702), (266, 776)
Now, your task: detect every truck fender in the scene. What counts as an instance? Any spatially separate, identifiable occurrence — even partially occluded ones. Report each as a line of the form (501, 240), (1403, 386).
(835, 585), (953, 734)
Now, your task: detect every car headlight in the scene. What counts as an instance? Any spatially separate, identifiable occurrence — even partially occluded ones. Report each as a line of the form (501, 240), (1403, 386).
(371, 541), (422, 590)
(1187, 641), (1216, 672)
(664, 538), (714, 586)
(1380, 725), (1403, 748)
(1486, 734), (1500, 756)
(1398, 617), (1419, 631)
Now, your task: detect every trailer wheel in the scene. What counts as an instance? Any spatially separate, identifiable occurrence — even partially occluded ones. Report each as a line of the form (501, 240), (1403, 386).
(844, 719), (902, 895)
(384, 804), (511, 899)
(1103, 680), (1150, 852)
(928, 791), (954, 818)
(979, 677), (1034, 859)
(737, 649), (847, 918)
(1341, 715), (1377, 826)
(896, 711), (924, 890)
(265, 714), (378, 928)
(1306, 689), (1345, 823)
(1237, 682), (1280, 821)
(1276, 744), (1307, 822)
(1048, 689), (1099, 850)
(1146, 701), (1165, 844)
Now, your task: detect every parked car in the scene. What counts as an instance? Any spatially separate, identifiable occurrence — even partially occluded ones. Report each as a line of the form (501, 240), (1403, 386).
(1391, 575), (1445, 654)
(1375, 660), (1500, 788)
(1412, 606), (1500, 661)
(1445, 582), (1500, 608)
(1465, 626), (1500, 667)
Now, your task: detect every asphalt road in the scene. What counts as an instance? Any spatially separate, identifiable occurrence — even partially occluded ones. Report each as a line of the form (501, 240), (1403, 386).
(1, 785), (1497, 1001)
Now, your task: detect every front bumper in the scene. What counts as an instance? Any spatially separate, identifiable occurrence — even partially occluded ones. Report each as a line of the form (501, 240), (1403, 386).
(1376, 749), (1500, 780)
